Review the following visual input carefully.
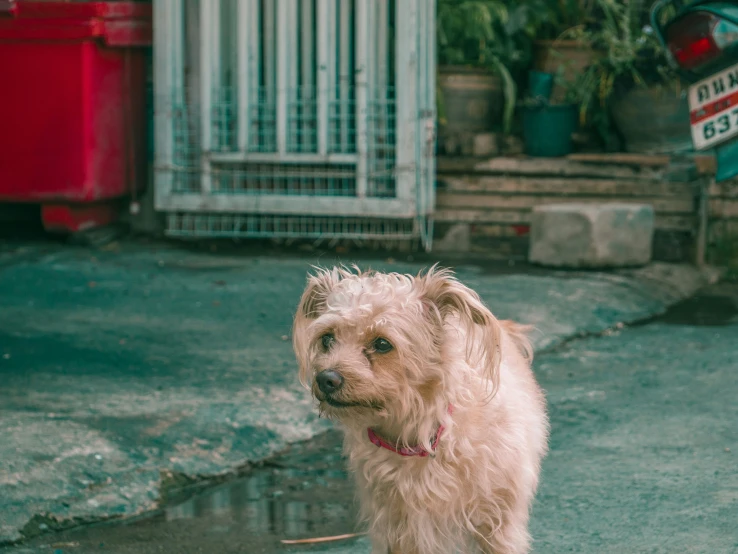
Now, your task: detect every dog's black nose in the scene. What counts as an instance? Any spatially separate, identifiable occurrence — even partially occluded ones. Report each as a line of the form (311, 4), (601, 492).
(316, 370), (344, 395)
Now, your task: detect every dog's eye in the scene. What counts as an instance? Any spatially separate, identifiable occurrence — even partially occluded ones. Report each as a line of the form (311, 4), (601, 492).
(373, 338), (393, 354)
(320, 333), (335, 350)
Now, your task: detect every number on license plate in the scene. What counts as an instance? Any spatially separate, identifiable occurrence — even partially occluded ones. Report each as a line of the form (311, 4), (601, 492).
(701, 108), (738, 142)
(689, 63), (738, 150)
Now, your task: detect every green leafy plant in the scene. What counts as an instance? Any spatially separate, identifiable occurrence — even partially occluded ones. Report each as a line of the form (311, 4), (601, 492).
(437, 0), (544, 133)
(564, 0), (680, 145)
(534, 0), (599, 39)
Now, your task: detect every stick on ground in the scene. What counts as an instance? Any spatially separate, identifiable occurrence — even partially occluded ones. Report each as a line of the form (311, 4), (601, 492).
(280, 532), (366, 545)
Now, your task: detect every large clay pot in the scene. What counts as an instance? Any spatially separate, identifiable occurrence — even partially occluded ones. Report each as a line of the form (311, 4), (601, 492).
(610, 85), (693, 154)
(438, 66), (503, 133)
(533, 40), (597, 103)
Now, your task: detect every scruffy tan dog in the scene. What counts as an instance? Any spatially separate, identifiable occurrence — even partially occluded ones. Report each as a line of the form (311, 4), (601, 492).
(293, 266), (549, 554)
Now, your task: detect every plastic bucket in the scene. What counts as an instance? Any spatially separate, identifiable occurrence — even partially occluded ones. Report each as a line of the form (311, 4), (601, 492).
(522, 104), (578, 157)
(528, 70), (554, 102)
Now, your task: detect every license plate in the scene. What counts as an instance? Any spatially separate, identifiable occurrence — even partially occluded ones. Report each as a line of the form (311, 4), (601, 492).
(689, 63), (738, 150)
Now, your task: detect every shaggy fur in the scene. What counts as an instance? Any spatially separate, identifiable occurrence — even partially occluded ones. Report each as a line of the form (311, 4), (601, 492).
(293, 265), (549, 554)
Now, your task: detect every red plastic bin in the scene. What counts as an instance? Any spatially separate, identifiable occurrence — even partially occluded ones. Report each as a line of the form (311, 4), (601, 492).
(0, 1), (152, 233)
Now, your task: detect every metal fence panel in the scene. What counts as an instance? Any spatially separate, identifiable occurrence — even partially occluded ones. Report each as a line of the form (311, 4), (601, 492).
(155, 0), (436, 250)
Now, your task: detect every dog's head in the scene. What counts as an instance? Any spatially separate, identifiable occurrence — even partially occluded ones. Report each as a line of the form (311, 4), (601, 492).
(292, 265), (502, 424)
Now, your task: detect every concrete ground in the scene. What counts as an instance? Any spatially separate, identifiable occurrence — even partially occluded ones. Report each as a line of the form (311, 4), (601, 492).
(301, 287), (738, 554)
(0, 236), (724, 549)
(298, 285), (738, 554)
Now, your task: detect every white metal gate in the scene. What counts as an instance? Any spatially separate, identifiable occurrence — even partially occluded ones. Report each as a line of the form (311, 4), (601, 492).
(154, 0), (436, 250)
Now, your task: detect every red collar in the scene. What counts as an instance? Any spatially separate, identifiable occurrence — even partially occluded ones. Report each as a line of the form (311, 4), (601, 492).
(367, 405), (452, 458)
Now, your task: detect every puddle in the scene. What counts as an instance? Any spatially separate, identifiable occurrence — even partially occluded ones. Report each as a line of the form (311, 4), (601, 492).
(657, 289), (738, 327)
(8, 430), (360, 554)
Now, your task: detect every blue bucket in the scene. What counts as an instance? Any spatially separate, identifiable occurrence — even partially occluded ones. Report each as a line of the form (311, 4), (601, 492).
(522, 104), (578, 157)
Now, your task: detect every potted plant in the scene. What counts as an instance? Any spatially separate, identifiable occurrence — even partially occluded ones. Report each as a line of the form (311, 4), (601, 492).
(437, 0), (542, 142)
(529, 0), (600, 103)
(521, 70), (580, 157)
(570, 0), (691, 153)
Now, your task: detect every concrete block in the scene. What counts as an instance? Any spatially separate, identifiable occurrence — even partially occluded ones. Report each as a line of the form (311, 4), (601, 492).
(439, 131), (474, 157)
(441, 132), (500, 158)
(529, 203), (655, 268)
(472, 133), (499, 157)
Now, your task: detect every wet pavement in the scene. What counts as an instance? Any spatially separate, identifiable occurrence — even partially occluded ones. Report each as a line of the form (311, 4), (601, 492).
(4, 282), (737, 554)
(5, 430), (358, 554)
(657, 283), (738, 326)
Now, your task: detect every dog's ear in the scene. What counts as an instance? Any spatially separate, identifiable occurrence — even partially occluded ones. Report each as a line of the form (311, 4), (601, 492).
(419, 265), (502, 396)
(292, 268), (342, 386)
(420, 266), (493, 327)
(296, 268), (340, 319)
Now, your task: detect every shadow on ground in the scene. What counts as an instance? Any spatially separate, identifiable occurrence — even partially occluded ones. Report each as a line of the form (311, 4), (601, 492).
(5, 430), (356, 554)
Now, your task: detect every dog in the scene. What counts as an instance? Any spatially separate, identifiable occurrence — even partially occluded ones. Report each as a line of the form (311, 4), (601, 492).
(292, 265), (549, 554)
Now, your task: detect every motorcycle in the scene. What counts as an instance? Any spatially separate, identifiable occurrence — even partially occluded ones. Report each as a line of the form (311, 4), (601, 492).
(651, 0), (738, 181)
